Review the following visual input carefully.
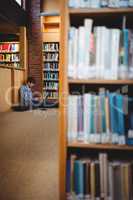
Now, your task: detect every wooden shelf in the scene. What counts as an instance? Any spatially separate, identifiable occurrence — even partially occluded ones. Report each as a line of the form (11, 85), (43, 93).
(68, 79), (133, 84)
(44, 60), (59, 62)
(0, 65), (14, 69)
(43, 50), (59, 53)
(43, 88), (58, 91)
(43, 69), (59, 72)
(44, 79), (59, 81)
(0, 41), (19, 44)
(68, 143), (133, 151)
(69, 8), (133, 15)
(0, 51), (19, 54)
(0, 61), (20, 63)
(14, 67), (25, 71)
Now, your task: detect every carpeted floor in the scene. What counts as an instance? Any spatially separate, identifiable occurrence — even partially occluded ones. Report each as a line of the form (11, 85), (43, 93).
(0, 109), (59, 200)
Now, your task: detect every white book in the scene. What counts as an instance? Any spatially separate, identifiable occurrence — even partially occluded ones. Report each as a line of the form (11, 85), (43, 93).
(119, 0), (128, 7)
(110, 29), (120, 80)
(95, 27), (102, 79)
(84, 18), (93, 78)
(86, 0), (92, 7)
(129, 0), (133, 6)
(73, 28), (78, 79)
(100, 27), (108, 79)
(77, 26), (86, 79)
(90, 0), (101, 7)
(67, 95), (78, 142)
(100, 0), (109, 7)
(80, 0), (86, 7)
(103, 28), (111, 79)
(108, 0), (120, 7)
(68, 27), (77, 78)
(83, 94), (92, 142)
(68, 0), (75, 7)
(75, 0), (81, 7)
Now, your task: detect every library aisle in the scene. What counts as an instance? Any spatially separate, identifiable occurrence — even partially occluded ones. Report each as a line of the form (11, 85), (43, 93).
(0, 109), (59, 200)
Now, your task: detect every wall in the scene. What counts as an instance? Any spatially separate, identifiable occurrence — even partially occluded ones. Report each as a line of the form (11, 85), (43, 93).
(41, 0), (60, 12)
(28, 0), (42, 93)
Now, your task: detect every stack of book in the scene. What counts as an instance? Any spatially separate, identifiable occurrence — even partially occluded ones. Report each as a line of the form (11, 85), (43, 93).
(68, 0), (133, 8)
(0, 54), (20, 62)
(68, 18), (133, 80)
(0, 43), (19, 52)
(66, 153), (133, 200)
(67, 88), (133, 145)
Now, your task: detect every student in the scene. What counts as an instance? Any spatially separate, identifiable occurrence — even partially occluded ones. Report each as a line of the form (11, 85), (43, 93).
(12, 76), (42, 111)
(20, 76), (36, 108)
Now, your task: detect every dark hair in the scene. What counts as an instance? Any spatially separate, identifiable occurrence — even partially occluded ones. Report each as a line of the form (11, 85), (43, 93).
(27, 77), (35, 84)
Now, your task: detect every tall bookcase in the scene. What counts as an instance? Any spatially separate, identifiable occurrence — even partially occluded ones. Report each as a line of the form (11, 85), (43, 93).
(41, 15), (60, 106)
(59, 1), (133, 200)
(0, 27), (27, 111)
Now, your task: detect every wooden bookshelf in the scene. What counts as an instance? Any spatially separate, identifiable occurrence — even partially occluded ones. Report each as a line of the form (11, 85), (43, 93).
(68, 143), (133, 151)
(59, 1), (133, 200)
(0, 26), (27, 111)
(41, 15), (60, 107)
(69, 7), (133, 15)
(68, 79), (133, 84)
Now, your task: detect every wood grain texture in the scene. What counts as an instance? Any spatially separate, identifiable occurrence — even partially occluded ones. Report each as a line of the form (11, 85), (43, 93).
(0, 68), (12, 112)
(0, 110), (59, 200)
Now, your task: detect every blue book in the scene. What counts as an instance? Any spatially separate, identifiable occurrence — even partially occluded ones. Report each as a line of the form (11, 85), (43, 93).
(123, 29), (129, 67)
(74, 161), (84, 196)
(109, 93), (117, 133)
(90, 95), (95, 134)
(115, 94), (125, 135)
(66, 160), (71, 193)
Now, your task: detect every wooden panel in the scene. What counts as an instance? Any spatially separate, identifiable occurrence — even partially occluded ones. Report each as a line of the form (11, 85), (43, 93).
(42, 33), (60, 42)
(13, 70), (24, 104)
(20, 26), (27, 71)
(44, 16), (60, 23)
(0, 68), (12, 112)
(59, 0), (69, 199)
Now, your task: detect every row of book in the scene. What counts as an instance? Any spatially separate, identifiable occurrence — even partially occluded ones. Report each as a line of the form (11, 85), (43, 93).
(44, 72), (59, 80)
(44, 91), (59, 99)
(0, 54), (20, 62)
(68, 89), (133, 145)
(44, 82), (59, 90)
(66, 153), (133, 200)
(43, 43), (59, 51)
(0, 43), (19, 52)
(0, 63), (20, 68)
(44, 63), (59, 71)
(68, 0), (133, 8)
(43, 53), (59, 62)
(68, 19), (133, 80)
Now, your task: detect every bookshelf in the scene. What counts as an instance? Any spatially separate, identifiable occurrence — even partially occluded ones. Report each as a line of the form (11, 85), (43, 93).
(41, 16), (60, 106)
(0, 27), (27, 111)
(59, 1), (133, 200)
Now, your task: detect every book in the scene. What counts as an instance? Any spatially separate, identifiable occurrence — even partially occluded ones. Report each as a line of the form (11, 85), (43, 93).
(68, 20), (133, 80)
(67, 89), (129, 145)
(66, 154), (133, 199)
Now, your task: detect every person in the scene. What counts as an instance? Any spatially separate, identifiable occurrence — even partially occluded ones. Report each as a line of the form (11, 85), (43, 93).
(20, 76), (36, 108)
(12, 76), (43, 111)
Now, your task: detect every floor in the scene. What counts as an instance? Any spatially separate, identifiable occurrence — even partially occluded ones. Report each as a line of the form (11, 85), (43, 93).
(0, 109), (59, 200)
